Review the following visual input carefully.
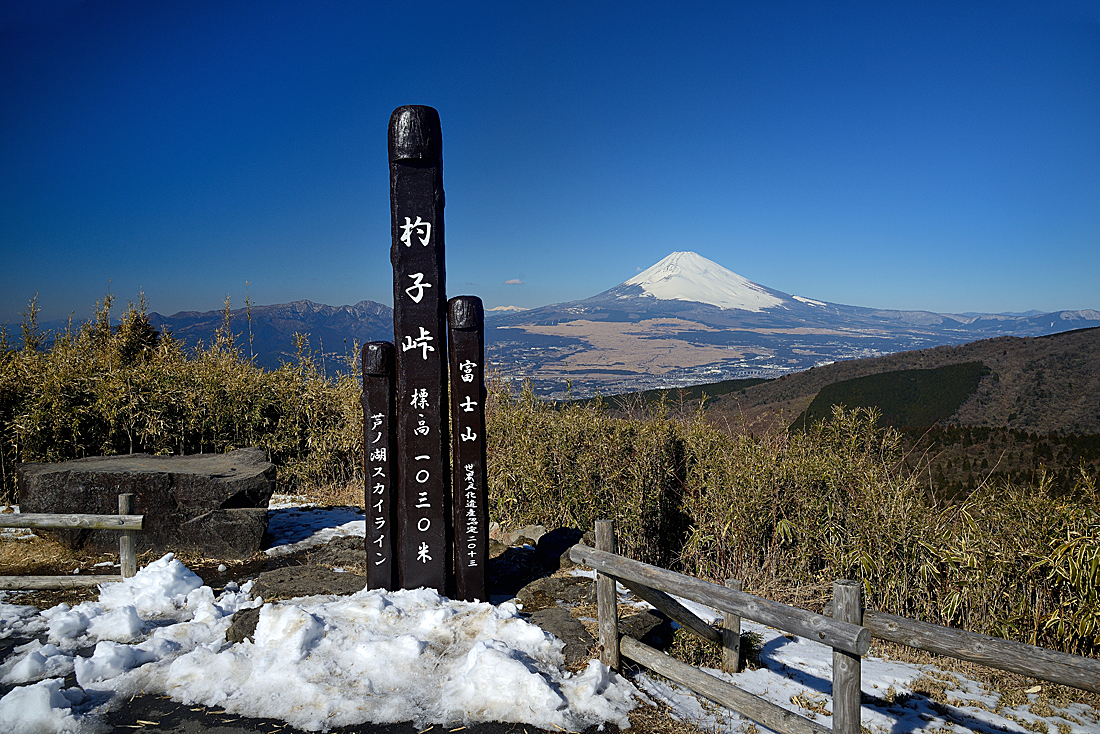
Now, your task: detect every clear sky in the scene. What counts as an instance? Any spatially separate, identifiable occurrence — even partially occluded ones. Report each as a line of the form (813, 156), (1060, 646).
(2, 0), (1098, 324)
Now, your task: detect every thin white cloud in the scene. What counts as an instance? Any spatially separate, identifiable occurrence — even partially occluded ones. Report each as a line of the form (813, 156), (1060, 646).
(504, 279), (523, 285)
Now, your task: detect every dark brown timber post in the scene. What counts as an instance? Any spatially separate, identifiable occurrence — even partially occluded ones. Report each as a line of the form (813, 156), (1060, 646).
(389, 105), (452, 594)
(721, 578), (742, 673)
(832, 579), (863, 734)
(118, 493), (136, 578)
(362, 341), (398, 590)
(595, 520), (620, 671)
(448, 296), (489, 602)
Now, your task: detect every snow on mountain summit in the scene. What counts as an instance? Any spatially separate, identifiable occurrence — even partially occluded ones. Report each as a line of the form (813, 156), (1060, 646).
(623, 252), (784, 311)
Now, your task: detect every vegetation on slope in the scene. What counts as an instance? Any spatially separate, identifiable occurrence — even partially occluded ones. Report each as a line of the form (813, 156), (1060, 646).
(791, 361), (988, 431)
(0, 294), (361, 498)
(704, 326), (1100, 436)
(908, 426), (1100, 501)
(567, 377), (768, 411)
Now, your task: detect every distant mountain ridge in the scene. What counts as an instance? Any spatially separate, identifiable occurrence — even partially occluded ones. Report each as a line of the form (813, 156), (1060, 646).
(147, 299), (392, 371)
(486, 251), (1100, 397)
(27, 251), (1098, 389)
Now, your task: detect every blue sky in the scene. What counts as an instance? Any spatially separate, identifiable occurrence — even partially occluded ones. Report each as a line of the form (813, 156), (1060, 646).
(2, 0), (1098, 323)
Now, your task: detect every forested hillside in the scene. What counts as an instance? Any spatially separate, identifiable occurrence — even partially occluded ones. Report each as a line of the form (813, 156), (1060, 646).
(596, 328), (1100, 498)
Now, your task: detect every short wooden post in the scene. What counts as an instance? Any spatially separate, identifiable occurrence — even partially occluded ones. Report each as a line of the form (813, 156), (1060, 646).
(118, 493), (137, 578)
(362, 341), (398, 591)
(721, 578), (742, 673)
(595, 520), (620, 671)
(448, 296), (489, 602)
(832, 579), (862, 734)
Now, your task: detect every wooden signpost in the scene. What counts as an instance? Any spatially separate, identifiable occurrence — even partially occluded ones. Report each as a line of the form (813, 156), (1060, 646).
(365, 106), (491, 598)
(389, 105), (453, 594)
(448, 296), (490, 602)
(362, 341), (397, 590)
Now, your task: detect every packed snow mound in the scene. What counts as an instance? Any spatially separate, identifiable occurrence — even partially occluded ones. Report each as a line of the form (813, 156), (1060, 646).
(624, 251), (784, 311)
(0, 554), (637, 733)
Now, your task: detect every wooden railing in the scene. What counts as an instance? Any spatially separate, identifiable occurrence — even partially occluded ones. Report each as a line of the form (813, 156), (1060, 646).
(571, 520), (868, 734)
(0, 493), (143, 589)
(849, 608), (1100, 695)
(571, 519), (1100, 734)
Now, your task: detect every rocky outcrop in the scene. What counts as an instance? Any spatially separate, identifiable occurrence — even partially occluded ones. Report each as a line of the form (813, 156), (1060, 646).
(17, 448), (275, 559)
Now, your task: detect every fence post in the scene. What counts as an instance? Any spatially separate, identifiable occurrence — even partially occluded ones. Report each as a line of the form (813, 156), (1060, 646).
(722, 578), (742, 673)
(118, 493), (137, 578)
(832, 579), (862, 734)
(595, 520), (620, 671)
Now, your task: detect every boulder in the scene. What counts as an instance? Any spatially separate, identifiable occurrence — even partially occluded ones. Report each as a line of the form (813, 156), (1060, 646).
(17, 448), (275, 559)
(526, 606), (595, 668)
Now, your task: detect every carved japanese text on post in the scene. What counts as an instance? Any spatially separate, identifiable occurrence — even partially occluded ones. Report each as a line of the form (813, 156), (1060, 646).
(448, 296), (489, 602)
(361, 341), (397, 590)
(389, 105), (452, 594)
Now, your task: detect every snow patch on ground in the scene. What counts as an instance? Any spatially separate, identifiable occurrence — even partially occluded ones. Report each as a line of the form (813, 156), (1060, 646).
(635, 616), (1098, 734)
(0, 553), (637, 733)
(567, 570), (1098, 733)
(263, 495), (365, 557)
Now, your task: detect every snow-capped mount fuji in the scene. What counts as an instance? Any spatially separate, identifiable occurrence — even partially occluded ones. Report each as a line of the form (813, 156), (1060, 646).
(620, 251), (785, 312)
(486, 251), (1100, 397)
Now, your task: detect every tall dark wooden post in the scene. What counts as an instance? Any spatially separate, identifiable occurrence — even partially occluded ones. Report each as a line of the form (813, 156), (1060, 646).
(389, 105), (452, 594)
(361, 341), (397, 590)
(448, 296), (489, 602)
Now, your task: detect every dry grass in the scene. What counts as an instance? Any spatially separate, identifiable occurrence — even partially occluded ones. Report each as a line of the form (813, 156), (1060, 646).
(308, 479), (366, 510)
(0, 534), (121, 607)
(0, 533), (120, 576)
(517, 318), (757, 374)
(625, 698), (713, 734)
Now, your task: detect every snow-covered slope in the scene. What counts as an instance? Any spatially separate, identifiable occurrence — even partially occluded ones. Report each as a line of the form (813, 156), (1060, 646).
(623, 251), (785, 312)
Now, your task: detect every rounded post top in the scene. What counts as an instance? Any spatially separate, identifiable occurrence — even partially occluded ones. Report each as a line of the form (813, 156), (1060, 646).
(362, 341), (395, 376)
(448, 296), (484, 331)
(389, 106), (442, 164)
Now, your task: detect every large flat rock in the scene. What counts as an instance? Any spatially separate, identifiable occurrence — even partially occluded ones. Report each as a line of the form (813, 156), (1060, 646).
(17, 448), (276, 559)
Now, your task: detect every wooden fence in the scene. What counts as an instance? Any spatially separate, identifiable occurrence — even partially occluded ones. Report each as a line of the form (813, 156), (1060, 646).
(0, 493), (143, 589)
(570, 519), (1100, 734)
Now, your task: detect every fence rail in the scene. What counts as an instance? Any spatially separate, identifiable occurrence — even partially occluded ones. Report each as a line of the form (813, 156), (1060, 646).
(0, 493), (142, 589)
(572, 519), (1100, 734)
(0, 513), (142, 531)
(568, 542), (870, 656)
(570, 520), (864, 734)
(621, 635), (831, 734)
(860, 609), (1100, 695)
